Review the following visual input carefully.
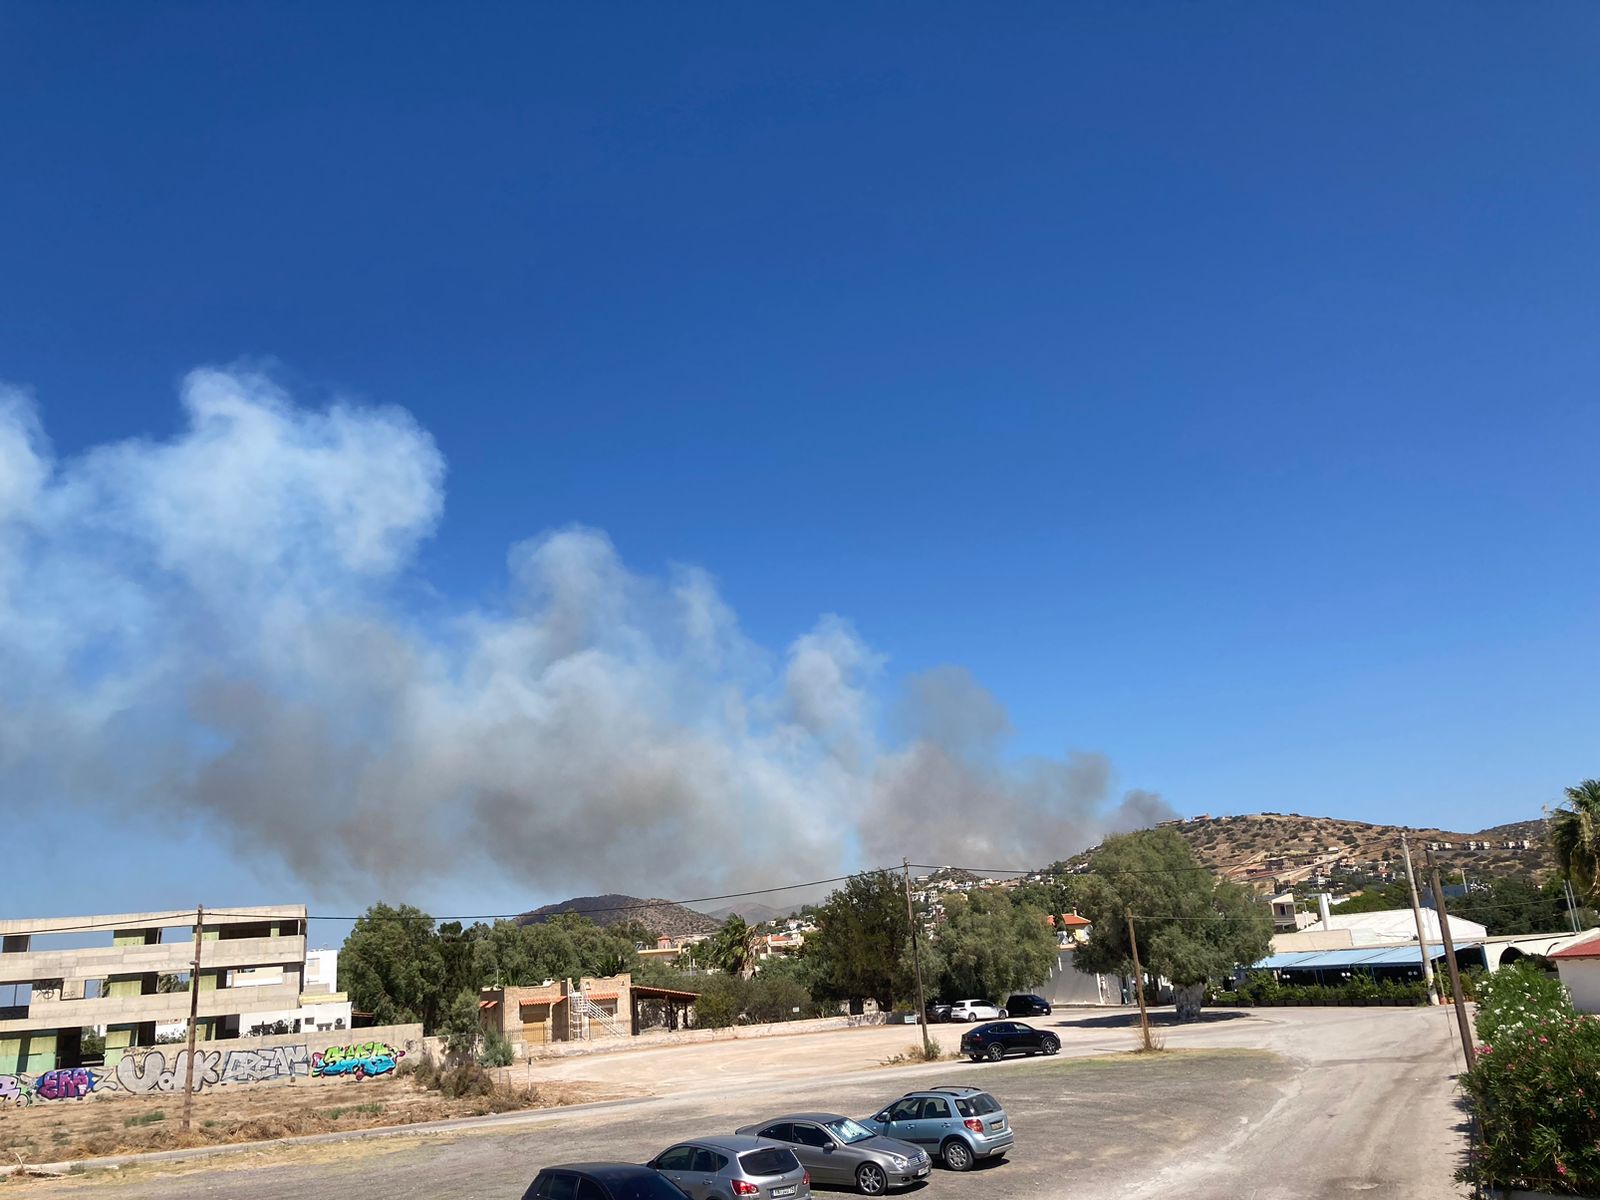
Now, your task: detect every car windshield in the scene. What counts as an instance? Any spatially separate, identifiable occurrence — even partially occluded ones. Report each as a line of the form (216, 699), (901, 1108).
(823, 1118), (877, 1144)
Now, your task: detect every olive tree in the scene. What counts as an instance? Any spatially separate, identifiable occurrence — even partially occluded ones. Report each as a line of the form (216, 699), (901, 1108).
(1072, 829), (1271, 1022)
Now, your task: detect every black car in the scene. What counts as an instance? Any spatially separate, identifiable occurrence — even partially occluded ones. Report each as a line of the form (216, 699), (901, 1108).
(925, 1001), (952, 1023)
(1004, 994), (1052, 1017)
(959, 1021), (1060, 1062)
(523, 1163), (691, 1200)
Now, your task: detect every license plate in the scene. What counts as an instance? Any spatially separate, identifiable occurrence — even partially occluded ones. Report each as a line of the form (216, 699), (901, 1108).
(772, 1188), (796, 1197)
(916, 1167), (930, 1177)
(991, 1119), (1006, 1131)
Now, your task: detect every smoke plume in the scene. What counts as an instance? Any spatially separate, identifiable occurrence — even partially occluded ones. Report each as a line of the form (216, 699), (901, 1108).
(0, 369), (1175, 900)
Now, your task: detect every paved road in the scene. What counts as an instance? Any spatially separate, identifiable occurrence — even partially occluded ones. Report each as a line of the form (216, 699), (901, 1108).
(29, 1006), (1472, 1199)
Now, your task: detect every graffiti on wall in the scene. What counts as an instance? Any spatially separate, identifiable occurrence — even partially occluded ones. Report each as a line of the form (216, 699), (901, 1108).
(0, 1036), (409, 1109)
(0, 1074), (35, 1106)
(310, 1041), (404, 1080)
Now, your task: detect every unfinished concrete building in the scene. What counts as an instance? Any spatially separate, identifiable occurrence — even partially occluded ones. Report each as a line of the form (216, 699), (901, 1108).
(0, 905), (311, 1073)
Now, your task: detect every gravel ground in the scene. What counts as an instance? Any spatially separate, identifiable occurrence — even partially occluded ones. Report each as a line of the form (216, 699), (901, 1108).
(11, 1006), (1473, 1200)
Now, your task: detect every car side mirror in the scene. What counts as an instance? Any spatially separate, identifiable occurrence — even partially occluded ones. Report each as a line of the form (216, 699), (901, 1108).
(874, 1113), (888, 1123)
(822, 1144), (834, 1153)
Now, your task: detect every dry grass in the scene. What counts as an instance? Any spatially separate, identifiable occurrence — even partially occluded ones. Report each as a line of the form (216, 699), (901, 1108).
(0, 1072), (632, 1167)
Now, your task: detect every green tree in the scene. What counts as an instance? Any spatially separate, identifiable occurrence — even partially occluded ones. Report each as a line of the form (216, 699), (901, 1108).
(933, 890), (1056, 1002)
(1551, 779), (1600, 904)
(1072, 829), (1273, 1023)
(702, 916), (761, 978)
(805, 870), (927, 1011)
(1447, 876), (1568, 936)
(338, 903), (448, 1031)
(1329, 881), (1414, 914)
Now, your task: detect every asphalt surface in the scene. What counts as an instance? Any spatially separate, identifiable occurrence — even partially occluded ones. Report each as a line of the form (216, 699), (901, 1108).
(21, 1006), (1472, 1199)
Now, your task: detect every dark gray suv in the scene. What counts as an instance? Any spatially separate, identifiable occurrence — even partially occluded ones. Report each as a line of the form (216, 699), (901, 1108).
(861, 1087), (1013, 1171)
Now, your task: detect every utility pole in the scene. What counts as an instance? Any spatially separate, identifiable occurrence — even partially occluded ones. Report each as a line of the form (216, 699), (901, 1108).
(1125, 911), (1154, 1052)
(1424, 848), (1477, 1072)
(1400, 835), (1437, 1003)
(902, 860), (934, 1058)
(1565, 879), (1583, 934)
(181, 904), (204, 1132)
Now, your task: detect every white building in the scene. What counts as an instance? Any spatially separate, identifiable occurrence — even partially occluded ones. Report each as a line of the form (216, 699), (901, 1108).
(1314, 907), (1486, 945)
(155, 946), (350, 1039)
(1552, 934), (1600, 1013)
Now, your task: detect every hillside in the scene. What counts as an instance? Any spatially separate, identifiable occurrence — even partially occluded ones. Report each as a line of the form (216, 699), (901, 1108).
(1064, 812), (1551, 896)
(517, 893), (722, 938)
(702, 902), (789, 926)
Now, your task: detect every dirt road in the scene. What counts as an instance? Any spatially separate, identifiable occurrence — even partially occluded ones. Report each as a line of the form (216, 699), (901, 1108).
(19, 1006), (1472, 1199)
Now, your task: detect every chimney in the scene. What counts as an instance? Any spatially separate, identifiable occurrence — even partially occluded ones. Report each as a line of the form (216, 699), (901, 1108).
(1317, 893), (1332, 928)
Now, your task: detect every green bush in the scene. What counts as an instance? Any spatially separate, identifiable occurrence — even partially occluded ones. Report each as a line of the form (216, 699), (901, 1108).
(478, 1030), (514, 1068)
(1472, 962), (1573, 1045)
(1461, 1012), (1600, 1194)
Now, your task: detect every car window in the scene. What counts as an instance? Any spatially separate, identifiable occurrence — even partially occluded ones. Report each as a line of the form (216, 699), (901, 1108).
(886, 1098), (922, 1121)
(966, 1093), (1000, 1116)
(545, 1174), (577, 1200)
(691, 1150), (727, 1173)
(576, 1180), (608, 1200)
(607, 1176), (693, 1200)
(790, 1123), (831, 1148)
(739, 1149), (800, 1178)
(758, 1123), (792, 1142)
(921, 1098), (950, 1119)
(655, 1147), (697, 1172)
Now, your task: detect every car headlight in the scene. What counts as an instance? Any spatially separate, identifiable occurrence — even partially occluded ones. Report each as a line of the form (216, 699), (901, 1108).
(889, 1155), (908, 1168)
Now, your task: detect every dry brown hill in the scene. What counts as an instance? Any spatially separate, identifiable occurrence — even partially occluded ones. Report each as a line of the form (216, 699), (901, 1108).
(517, 893), (722, 938)
(1065, 812), (1551, 893)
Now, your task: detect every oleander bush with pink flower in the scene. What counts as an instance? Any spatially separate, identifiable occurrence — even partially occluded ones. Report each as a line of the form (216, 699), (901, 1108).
(1460, 963), (1598, 1195)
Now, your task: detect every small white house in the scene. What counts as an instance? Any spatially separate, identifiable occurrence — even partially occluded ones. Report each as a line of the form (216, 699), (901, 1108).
(1551, 934), (1600, 1013)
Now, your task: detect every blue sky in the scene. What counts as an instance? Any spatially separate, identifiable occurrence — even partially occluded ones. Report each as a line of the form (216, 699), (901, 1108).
(2, 4), (1597, 922)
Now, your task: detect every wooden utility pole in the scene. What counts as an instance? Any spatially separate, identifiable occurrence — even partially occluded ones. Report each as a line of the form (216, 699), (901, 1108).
(902, 860), (934, 1058)
(1399, 834), (1437, 1002)
(181, 905), (204, 1132)
(1125, 911), (1154, 1052)
(1424, 848), (1477, 1072)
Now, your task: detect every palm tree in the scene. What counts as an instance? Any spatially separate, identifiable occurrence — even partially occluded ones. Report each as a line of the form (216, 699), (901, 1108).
(1550, 779), (1600, 903)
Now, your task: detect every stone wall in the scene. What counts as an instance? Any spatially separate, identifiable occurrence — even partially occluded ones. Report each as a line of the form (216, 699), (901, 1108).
(522, 1012), (885, 1060)
(0, 1023), (423, 1109)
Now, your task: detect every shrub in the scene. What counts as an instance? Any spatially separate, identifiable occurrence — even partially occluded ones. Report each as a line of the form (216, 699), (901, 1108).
(478, 1031), (514, 1068)
(1461, 1012), (1600, 1194)
(1473, 962), (1573, 1045)
(437, 1062), (494, 1099)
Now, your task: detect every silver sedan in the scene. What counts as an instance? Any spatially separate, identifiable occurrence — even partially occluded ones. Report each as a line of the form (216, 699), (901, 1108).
(734, 1113), (931, 1196)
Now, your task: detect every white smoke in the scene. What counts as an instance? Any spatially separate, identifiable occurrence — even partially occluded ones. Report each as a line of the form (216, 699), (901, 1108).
(0, 369), (1175, 900)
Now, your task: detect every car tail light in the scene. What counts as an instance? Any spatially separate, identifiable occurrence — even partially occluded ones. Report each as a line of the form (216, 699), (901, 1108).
(964, 1117), (984, 1133)
(802, 1171), (810, 1186)
(732, 1182), (759, 1196)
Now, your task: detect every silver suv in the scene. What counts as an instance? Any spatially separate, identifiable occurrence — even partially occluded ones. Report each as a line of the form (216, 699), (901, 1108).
(647, 1136), (810, 1200)
(862, 1087), (1013, 1172)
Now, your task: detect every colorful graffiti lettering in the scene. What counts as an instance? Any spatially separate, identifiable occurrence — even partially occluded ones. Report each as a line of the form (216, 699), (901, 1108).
(0, 1074), (34, 1107)
(0, 1034), (413, 1114)
(310, 1041), (404, 1080)
(33, 1067), (96, 1100)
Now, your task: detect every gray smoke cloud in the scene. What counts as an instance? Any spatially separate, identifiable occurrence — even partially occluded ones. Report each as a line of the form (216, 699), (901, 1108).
(0, 369), (1176, 900)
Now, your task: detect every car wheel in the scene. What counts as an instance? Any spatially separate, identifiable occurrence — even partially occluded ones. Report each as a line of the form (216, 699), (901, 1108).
(966, 1012), (978, 1022)
(998, 1009), (1008, 1018)
(856, 1163), (887, 1196)
(942, 1139), (974, 1172)
(985, 1042), (1006, 1062)
(1041, 1034), (1060, 1055)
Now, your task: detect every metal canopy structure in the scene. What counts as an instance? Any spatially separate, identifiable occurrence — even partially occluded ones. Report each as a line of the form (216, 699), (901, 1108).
(1249, 942), (1488, 983)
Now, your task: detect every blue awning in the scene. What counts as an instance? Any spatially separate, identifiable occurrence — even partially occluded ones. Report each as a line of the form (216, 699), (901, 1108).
(1251, 943), (1481, 971)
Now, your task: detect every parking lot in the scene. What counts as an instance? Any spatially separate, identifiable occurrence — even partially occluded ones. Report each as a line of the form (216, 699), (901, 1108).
(20, 1006), (1471, 1199)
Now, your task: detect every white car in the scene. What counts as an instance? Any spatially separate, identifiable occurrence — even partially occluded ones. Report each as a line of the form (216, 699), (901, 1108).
(948, 999), (1004, 1022)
